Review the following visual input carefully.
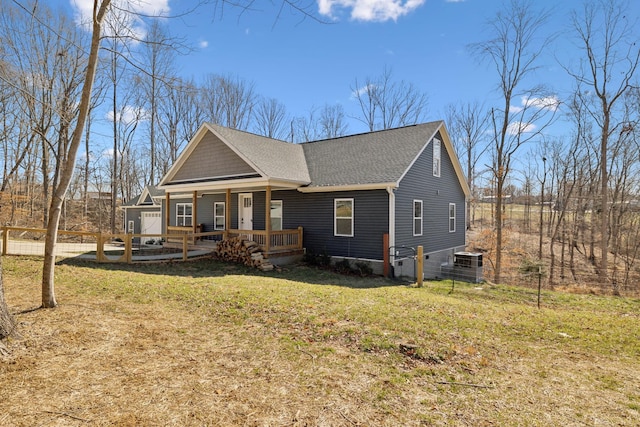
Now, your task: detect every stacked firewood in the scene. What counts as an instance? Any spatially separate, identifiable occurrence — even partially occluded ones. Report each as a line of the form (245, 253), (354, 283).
(214, 237), (274, 271)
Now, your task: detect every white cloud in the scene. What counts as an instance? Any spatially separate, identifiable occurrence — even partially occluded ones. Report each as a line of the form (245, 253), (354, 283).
(318, 0), (426, 22)
(199, 40), (209, 49)
(350, 83), (376, 99)
(70, 0), (170, 40)
(509, 95), (560, 115)
(507, 121), (536, 135)
(106, 105), (147, 125)
(521, 95), (560, 112)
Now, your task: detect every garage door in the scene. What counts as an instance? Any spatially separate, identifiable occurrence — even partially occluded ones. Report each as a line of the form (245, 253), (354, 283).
(141, 212), (162, 236)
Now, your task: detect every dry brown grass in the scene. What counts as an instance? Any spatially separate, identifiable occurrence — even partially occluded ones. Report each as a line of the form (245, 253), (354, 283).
(1, 257), (639, 426)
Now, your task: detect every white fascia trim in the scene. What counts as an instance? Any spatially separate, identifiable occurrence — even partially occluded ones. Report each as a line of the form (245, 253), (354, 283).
(167, 172), (264, 185)
(297, 182), (398, 193)
(159, 178), (307, 193)
(121, 205), (161, 209)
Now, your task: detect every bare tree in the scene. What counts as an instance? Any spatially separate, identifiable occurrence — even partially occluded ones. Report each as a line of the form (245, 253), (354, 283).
(445, 101), (490, 229)
(470, 0), (557, 283)
(253, 96), (290, 139)
(566, 0), (640, 290)
(351, 66), (428, 131)
(137, 20), (179, 185)
(291, 108), (321, 143)
(0, 0), (323, 332)
(40, 0), (113, 308)
(200, 73), (256, 130)
(290, 103), (349, 142)
(319, 103), (349, 139)
(156, 77), (203, 170)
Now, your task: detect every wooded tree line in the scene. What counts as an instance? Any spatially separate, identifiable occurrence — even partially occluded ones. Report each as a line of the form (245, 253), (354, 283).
(0, 0), (639, 296)
(0, 1), (429, 236)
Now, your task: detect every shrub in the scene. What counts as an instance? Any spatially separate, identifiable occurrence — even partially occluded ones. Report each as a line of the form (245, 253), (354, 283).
(354, 261), (373, 277)
(334, 258), (352, 274)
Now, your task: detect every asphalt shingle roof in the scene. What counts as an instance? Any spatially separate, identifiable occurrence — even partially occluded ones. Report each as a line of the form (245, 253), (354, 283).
(163, 121), (451, 191)
(122, 185), (164, 207)
(208, 124), (310, 183)
(301, 121), (442, 187)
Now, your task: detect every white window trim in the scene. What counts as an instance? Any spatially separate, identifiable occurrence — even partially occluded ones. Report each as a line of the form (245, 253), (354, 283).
(214, 201), (225, 230)
(176, 202), (193, 227)
(334, 198), (354, 237)
(270, 200), (283, 231)
(413, 200), (423, 236)
(449, 202), (456, 233)
(433, 138), (441, 177)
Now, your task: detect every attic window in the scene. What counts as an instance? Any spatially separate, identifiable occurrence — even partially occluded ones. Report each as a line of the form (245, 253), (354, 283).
(433, 138), (441, 177)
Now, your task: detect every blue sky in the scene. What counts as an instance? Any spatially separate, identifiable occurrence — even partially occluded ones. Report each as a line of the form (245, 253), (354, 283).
(55, 0), (637, 140)
(181, 0), (565, 133)
(175, 0), (577, 134)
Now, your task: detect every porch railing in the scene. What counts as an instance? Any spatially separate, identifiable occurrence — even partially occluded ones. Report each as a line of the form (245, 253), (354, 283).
(225, 226), (303, 253)
(0, 226), (208, 263)
(1, 225), (304, 264)
(166, 225), (203, 244)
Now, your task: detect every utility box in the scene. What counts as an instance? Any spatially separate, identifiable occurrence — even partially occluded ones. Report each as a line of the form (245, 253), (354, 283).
(452, 252), (483, 283)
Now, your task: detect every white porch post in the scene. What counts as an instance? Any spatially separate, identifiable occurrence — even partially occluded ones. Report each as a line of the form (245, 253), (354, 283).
(192, 191), (198, 234)
(165, 192), (170, 232)
(225, 188), (231, 239)
(265, 185), (271, 253)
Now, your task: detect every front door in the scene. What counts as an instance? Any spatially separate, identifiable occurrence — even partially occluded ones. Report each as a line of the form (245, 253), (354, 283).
(238, 193), (253, 230)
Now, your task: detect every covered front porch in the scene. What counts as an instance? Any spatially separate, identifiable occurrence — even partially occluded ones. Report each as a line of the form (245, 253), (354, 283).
(163, 187), (304, 257)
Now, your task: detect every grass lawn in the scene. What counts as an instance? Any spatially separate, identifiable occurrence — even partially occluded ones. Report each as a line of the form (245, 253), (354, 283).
(1, 256), (639, 426)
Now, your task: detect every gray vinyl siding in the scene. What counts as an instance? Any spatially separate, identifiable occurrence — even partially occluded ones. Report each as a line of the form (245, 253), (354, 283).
(195, 194), (216, 231)
(123, 207), (144, 233)
(164, 194), (239, 231)
(395, 131), (466, 253)
(272, 189), (389, 260)
(172, 132), (255, 181)
(164, 190), (388, 259)
(123, 206), (162, 243)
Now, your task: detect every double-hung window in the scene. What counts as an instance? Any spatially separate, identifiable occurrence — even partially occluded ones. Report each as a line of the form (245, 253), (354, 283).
(176, 203), (193, 227)
(449, 203), (456, 232)
(334, 198), (353, 237)
(433, 138), (441, 177)
(270, 200), (283, 231)
(413, 200), (423, 236)
(214, 202), (225, 230)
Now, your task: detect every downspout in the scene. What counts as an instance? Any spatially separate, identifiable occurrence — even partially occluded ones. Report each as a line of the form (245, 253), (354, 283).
(387, 186), (395, 264)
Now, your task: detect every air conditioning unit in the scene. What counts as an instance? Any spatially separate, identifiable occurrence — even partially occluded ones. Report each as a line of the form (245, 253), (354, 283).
(452, 252), (483, 283)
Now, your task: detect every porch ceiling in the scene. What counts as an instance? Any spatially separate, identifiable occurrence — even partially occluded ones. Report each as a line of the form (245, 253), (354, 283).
(160, 177), (304, 194)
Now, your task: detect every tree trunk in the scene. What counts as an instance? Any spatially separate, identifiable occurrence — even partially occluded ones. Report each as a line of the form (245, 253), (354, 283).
(600, 115), (609, 288)
(494, 176), (503, 284)
(41, 0), (112, 308)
